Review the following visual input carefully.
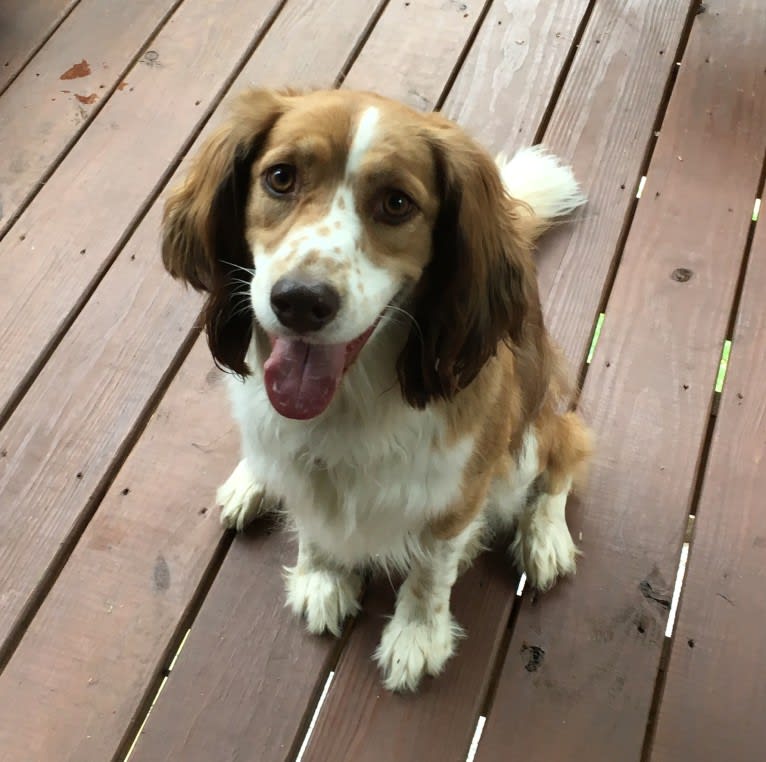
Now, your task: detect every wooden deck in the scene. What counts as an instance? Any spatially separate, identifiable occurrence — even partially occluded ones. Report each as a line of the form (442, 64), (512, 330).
(0, 0), (764, 759)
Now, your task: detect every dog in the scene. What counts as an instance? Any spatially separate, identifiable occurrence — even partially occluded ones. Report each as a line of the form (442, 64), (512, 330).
(161, 88), (591, 692)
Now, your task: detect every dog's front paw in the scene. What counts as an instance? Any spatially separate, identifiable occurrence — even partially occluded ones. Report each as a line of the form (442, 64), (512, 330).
(217, 459), (277, 531)
(375, 612), (462, 692)
(285, 565), (361, 637)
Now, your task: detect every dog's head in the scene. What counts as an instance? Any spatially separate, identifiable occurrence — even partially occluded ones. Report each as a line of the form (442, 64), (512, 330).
(162, 88), (540, 419)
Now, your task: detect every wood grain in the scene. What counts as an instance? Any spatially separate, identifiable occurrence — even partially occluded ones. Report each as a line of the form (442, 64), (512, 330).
(0, 341), (232, 762)
(0, 199), (204, 658)
(0, 2), (383, 760)
(0, 0), (288, 657)
(0, 0), (78, 93)
(0, 0), (182, 237)
(303, 554), (516, 762)
(651, 135), (766, 762)
(129, 513), (338, 762)
(303, 2), (591, 759)
(537, 0), (698, 363)
(343, 0), (490, 111)
(0, 0), (284, 424)
(442, 0), (590, 151)
(478, 2), (766, 759)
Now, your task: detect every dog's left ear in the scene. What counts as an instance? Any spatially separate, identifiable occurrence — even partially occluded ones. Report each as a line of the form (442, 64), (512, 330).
(397, 122), (543, 408)
(161, 88), (289, 375)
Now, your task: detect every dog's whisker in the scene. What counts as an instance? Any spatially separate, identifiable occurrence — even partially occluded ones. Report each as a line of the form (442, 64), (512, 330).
(227, 277), (254, 290)
(221, 259), (256, 277)
(228, 305), (255, 322)
(229, 290), (252, 304)
(383, 304), (424, 348)
(229, 291), (252, 305)
(227, 289), (255, 320)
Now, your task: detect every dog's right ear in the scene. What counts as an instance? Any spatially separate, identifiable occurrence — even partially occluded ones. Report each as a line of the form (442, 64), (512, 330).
(161, 88), (288, 374)
(162, 88), (287, 289)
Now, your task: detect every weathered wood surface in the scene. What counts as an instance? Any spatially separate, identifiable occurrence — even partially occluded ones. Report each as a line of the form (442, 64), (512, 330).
(0, 0), (78, 93)
(0, 1), (382, 760)
(479, 1), (766, 759)
(651, 43), (766, 758)
(0, 0), (764, 760)
(0, 0), (287, 655)
(0, 0), (182, 237)
(0, 0), (284, 423)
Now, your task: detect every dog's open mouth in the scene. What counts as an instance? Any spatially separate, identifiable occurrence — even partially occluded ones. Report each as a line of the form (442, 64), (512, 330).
(263, 323), (377, 420)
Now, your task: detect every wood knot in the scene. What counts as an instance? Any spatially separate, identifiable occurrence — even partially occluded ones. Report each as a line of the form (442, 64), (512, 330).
(521, 643), (545, 672)
(671, 267), (693, 282)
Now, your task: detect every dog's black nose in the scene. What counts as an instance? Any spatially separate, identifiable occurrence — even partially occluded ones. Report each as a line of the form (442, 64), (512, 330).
(270, 277), (340, 333)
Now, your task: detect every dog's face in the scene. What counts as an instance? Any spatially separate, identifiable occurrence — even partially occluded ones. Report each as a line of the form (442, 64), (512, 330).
(162, 89), (539, 419)
(249, 94), (439, 342)
(244, 93), (440, 418)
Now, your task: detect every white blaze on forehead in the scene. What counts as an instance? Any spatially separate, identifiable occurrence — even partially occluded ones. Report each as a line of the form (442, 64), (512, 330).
(345, 106), (380, 177)
(249, 104), (400, 345)
(250, 182), (400, 344)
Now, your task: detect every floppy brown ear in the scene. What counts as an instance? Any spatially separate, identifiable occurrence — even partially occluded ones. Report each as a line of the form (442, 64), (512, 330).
(161, 88), (288, 375)
(397, 123), (543, 408)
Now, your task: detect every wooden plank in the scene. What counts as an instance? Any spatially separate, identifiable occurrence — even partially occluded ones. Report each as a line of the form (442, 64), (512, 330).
(0, 341), (230, 762)
(0, 203), (203, 657)
(650, 189), (766, 759)
(0, 3), (384, 760)
(343, 0), (489, 112)
(0, 0), (284, 424)
(0, 0), (288, 652)
(303, 2), (592, 760)
(0, 0), (78, 93)
(129, 510), (338, 762)
(442, 0), (589, 149)
(536, 0), (698, 361)
(0, 0), (182, 237)
(477, 2), (766, 759)
(303, 555), (515, 762)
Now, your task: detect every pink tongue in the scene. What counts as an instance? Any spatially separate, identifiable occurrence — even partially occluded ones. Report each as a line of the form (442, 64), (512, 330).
(264, 338), (347, 420)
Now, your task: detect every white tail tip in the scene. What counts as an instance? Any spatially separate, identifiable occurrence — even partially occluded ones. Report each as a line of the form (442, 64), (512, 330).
(496, 146), (586, 221)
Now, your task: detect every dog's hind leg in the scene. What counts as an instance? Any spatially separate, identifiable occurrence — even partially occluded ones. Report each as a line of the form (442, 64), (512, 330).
(490, 412), (592, 591)
(511, 481), (578, 591)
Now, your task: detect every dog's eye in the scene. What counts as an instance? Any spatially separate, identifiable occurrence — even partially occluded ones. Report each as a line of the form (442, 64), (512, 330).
(377, 190), (415, 224)
(264, 164), (297, 195)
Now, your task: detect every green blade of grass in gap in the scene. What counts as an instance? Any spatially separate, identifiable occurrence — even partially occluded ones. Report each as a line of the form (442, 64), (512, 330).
(714, 340), (731, 393)
(753, 198), (761, 222)
(586, 313), (605, 364)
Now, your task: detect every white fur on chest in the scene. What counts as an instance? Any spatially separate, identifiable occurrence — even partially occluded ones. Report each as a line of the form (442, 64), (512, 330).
(227, 340), (473, 569)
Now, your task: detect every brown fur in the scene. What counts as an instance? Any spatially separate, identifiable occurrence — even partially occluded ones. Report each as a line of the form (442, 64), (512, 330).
(161, 89), (291, 375)
(430, 350), (591, 541)
(402, 115), (589, 540)
(397, 114), (546, 410)
(161, 88), (591, 546)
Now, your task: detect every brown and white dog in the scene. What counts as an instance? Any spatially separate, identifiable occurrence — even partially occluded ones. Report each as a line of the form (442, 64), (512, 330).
(162, 88), (591, 691)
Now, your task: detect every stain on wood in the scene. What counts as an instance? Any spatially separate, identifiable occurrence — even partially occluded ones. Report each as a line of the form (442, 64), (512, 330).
(153, 555), (170, 592)
(59, 58), (91, 79)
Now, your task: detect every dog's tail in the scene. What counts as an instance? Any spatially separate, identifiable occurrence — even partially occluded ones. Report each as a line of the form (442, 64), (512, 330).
(496, 146), (586, 237)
